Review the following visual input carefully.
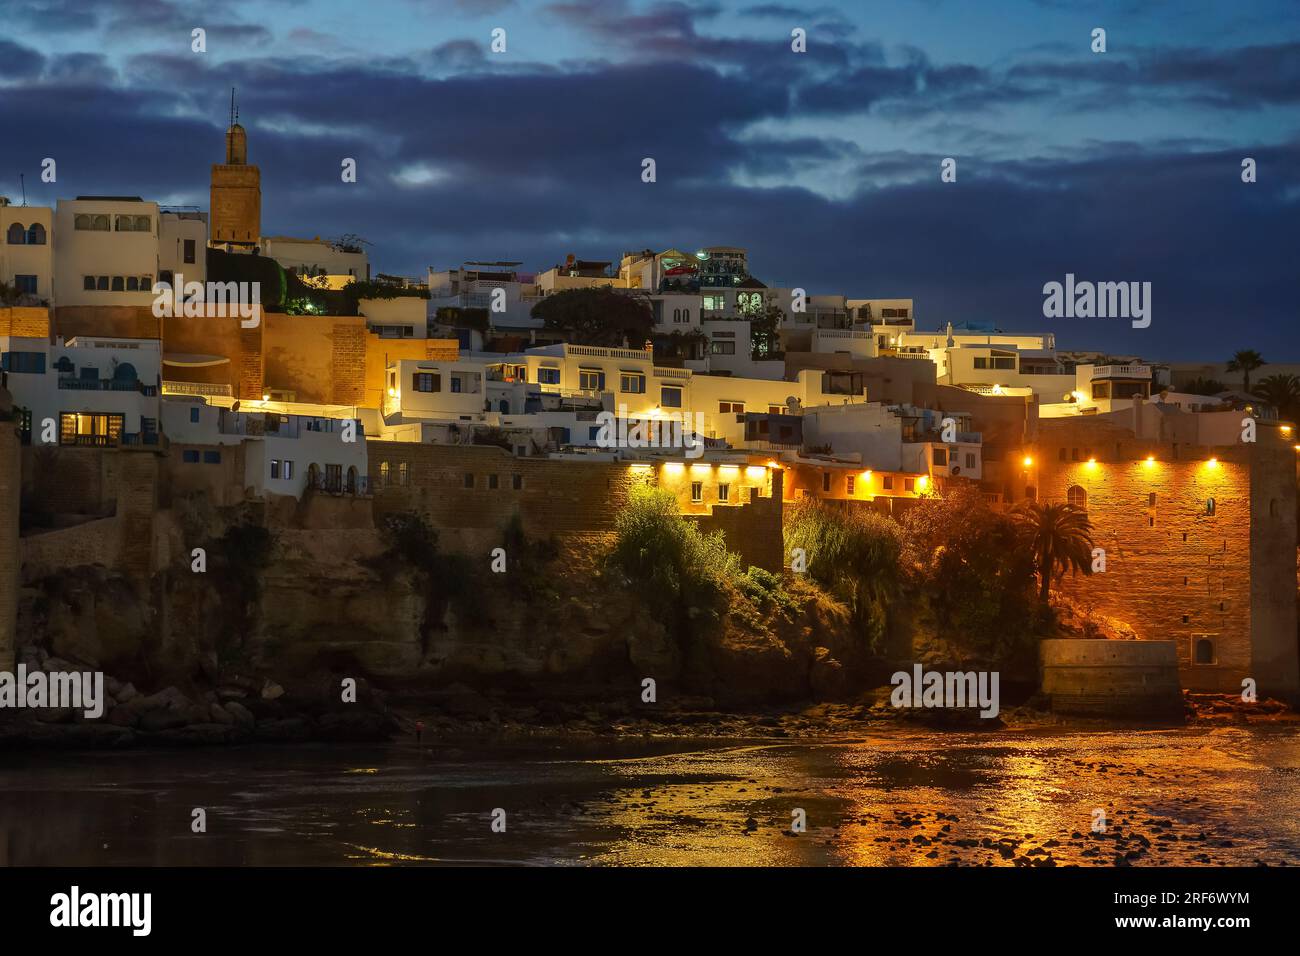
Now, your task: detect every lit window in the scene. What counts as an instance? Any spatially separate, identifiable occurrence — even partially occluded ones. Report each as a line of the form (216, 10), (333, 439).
(691, 481), (703, 503)
(718, 483), (730, 502)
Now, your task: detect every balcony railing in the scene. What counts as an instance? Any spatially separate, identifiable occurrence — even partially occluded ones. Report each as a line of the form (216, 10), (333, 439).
(58, 377), (157, 395)
(162, 381), (233, 397)
(1092, 365), (1151, 379)
(305, 474), (369, 496)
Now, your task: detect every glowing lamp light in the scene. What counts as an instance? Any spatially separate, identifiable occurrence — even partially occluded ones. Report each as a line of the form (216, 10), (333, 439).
(1086, 457), (1098, 469)
(689, 462), (711, 473)
(1022, 455), (1034, 468)
(916, 475), (929, 491)
(664, 462), (685, 475)
(1144, 455), (1156, 467)
(1282, 425), (1293, 435)
(387, 387), (396, 397)
(261, 393), (270, 402)
(1206, 458), (1219, 469)
(1294, 444), (1300, 452)
(746, 466), (766, 480)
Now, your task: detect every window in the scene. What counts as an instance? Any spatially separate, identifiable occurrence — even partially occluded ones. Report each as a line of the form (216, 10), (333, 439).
(1, 351), (45, 374)
(538, 367), (561, 385)
(719, 401), (744, 414)
(59, 412), (123, 446)
(882, 476), (893, 490)
(1025, 486), (1037, 501)
(718, 483), (730, 502)
(412, 372), (440, 393)
(904, 478), (916, 492)
(846, 475), (856, 495)
(579, 369), (605, 391)
(464, 473), (474, 489)
(710, 340), (736, 355)
(14, 275), (37, 294)
(74, 213), (110, 231)
(83, 276), (95, 291)
(1058, 447), (1067, 461)
(489, 474), (499, 490)
(26, 223), (45, 244)
(111, 276), (125, 291)
(114, 214), (152, 233)
(203, 450), (221, 464)
(271, 459), (281, 479)
(450, 374), (463, 393)
(768, 405), (782, 415)
(691, 481), (703, 503)
(397, 462), (406, 485)
(126, 277), (139, 291)
(620, 372), (645, 393)
(379, 461), (390, 483)
(184, 238), (196, 264)
(284, 461), (294, 480)
(661, 386), (682, 408)
(182, 449), (199, 463)
(5, 223), (24, 244)
(822, 472), (831, 492)
(1206, 497), (1216, 516)
(189, 407), (200, 423)
(96, 276), (109, 291)
(1067, 485), (1087, 509)
(965, 453), (975, 469)
(932, 448), (947, 466)
(512, 474), (523, 490)
(1193, 637), (1216, 665)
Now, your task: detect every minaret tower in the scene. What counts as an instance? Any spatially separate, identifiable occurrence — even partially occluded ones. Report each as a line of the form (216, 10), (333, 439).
(210, 88), (261, 251)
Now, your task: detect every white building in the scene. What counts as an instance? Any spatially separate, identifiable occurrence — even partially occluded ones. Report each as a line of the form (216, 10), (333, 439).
(0, 199), (53, 304)
(162, 398), (368, 499)
(54, 197), (161, 309)
(1, 334), (161, 446)
(262, 235), (369, 283)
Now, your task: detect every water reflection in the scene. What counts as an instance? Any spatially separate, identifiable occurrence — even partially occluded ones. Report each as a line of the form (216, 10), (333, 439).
(0, 728), (1297, 866)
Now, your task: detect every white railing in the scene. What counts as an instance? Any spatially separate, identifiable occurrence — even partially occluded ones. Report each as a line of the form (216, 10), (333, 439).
(565, 345), (651, 361)
(1093, 365), (1151, 379)
(162, 381), (232, 397)
(654, 367), (691, 380)
(815, 329), (871, 340)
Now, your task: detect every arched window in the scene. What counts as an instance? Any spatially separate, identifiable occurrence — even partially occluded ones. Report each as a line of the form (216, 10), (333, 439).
(1067, 485), (1087, 509)
(1024, 486), (1037, 501)
(111, 276), (125, 291)
(96, 276), (109, 290)
(1206, 497), (1216, 516)
(83, 276), (95, 291)
(1194, 638), (1215, 664)
(6, 223), (25, 245)
(26, 223), (46, 245)
(126, 277), (139, 291)
(379, 461), (389, 484)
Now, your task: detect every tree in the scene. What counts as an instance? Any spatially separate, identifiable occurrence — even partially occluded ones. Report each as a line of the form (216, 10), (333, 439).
(1181, 377), (1227, 396)
(1226, 350), (1267, 394)
(1013, 501), (1095, 604)
(1252, 373), (1300, 423)
(0, 280), (23, 306)
(530, 288), (654, 348)
(749, 304), (784, 360)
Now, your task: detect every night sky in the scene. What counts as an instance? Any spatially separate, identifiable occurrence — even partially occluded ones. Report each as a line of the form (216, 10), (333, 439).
(2, 0), (1297, 360)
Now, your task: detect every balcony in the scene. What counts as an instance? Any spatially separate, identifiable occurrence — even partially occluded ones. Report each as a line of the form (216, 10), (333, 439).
(162, 381), (233, 398)
(1092, 364), (1151, 379)
(58, 376), (157, 395)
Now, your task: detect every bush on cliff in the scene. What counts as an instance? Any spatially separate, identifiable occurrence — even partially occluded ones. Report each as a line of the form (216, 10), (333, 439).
(375, 513), (481, 644)
(900, 485), (1039, 664)
(783, 497), (902, 650)
(608, 485), (737, 641)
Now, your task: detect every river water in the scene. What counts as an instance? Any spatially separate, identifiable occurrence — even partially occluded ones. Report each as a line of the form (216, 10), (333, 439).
(2, 725), (1298, 866)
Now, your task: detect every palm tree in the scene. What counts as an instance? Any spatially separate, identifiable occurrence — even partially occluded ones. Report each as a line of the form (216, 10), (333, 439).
(1226, 350), (1267, 394)
(1014, 501), (1095, 604)
(1253, 373), (1300, 423)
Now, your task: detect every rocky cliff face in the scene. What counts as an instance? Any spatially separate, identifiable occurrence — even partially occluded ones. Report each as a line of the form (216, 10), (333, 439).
(17, 510), (868, 710)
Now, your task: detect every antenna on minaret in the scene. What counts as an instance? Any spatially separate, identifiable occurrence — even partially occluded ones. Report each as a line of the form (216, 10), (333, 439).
(19, 173), (26, 207)
(230, 87), (237, 127)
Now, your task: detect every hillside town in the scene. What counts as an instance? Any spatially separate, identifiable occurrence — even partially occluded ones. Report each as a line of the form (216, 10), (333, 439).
(1, 104), (1297, 721)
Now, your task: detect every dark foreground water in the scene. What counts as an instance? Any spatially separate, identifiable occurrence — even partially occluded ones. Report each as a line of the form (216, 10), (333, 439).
(2, 725), (1298, 866)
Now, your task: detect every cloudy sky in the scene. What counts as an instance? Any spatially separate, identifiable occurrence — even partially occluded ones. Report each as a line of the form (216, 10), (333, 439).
(2, 0), (1297, 359)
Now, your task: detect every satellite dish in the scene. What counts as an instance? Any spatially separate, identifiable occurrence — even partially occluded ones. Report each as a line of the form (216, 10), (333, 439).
(786, 396), (801, 411)
(951, 465), (961, 475)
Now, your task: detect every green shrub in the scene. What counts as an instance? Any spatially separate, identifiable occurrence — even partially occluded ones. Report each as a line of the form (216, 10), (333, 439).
(784, 497), (901, 648)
